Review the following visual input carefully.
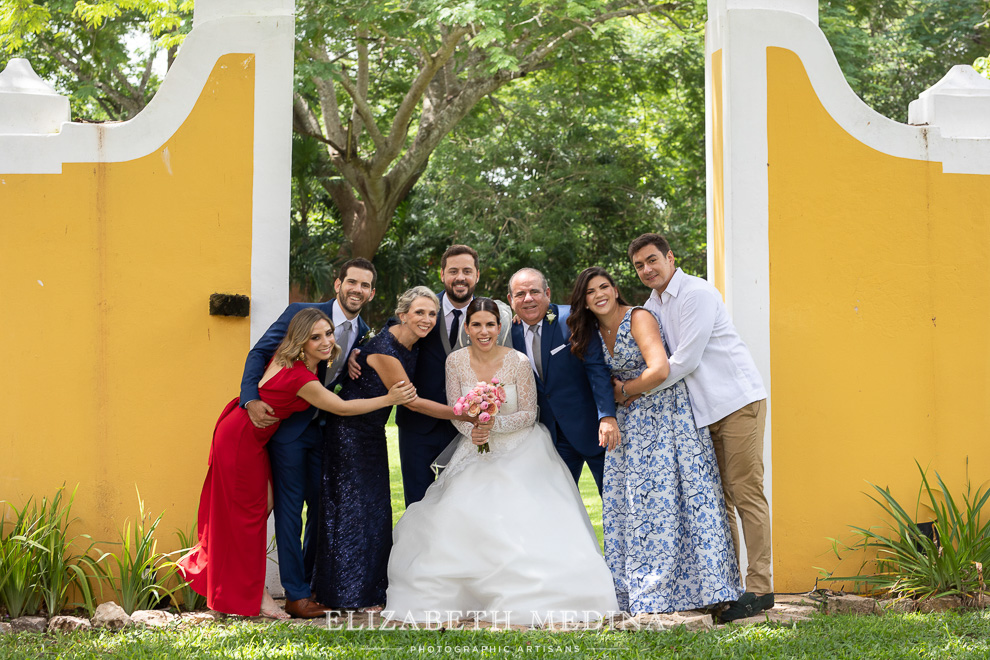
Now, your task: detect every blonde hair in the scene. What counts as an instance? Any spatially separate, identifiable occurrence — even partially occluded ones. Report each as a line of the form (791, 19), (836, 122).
(272, 308), (341, 368)
(395, 286), (440, 317)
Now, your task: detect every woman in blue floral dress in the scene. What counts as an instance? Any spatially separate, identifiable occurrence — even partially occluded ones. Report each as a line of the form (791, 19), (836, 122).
(567, 267), (741, 614)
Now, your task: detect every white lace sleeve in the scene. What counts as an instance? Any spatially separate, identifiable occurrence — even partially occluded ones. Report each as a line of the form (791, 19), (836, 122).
(491, 351), (538, 433)
(445, 349), (476, 437)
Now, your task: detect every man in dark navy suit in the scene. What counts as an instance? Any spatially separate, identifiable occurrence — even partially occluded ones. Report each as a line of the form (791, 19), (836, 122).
(239, 258), (375, 618)
(393, 245), (513, 506)
(507, 267), (619, 493)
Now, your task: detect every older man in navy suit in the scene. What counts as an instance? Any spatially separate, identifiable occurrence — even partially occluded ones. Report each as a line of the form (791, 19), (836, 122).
(239, 258), (375, 618)
(507, 268), (619, 493)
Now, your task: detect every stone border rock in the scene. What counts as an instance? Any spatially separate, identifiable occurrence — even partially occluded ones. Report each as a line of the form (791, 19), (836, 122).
(816, 590), (989, 616)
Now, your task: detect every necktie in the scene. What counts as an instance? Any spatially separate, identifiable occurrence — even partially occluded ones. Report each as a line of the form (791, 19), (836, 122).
(325, 320), (352, 387)
(529, 324), (543, 380)
(449, 309), (462, 348)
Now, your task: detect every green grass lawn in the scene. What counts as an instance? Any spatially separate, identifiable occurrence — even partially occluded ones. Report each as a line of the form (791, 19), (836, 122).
(3, 611), (989, 659)
(385, 412), (604, 547)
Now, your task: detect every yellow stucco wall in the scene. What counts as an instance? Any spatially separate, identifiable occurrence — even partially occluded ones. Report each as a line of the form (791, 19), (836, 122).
(0, 54), (255, 549)
(766, 46), (990, 591)
(710, 49), (726, 297)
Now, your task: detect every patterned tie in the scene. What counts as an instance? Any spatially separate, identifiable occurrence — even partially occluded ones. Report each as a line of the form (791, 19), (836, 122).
(449, 309), (462, 349)
(325, 320), (352, 387)
(529, 324), (543, 380)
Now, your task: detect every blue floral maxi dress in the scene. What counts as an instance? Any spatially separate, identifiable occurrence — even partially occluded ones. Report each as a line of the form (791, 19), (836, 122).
(601, 308), (742, 613)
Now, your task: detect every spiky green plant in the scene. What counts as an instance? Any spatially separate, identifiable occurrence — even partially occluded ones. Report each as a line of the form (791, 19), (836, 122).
(96, 487), (180, 615)
(0, 500), (43, 617)
(171, 524), (206, 612)
(0, 486), (107, 617)
(822, 460), (990, 600)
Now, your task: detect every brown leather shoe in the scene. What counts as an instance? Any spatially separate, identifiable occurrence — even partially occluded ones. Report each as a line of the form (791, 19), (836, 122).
(285, 597), (331, 619)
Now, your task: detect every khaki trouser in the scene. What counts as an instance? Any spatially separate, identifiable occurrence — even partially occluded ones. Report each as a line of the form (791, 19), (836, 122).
(707, 399), (772, 594)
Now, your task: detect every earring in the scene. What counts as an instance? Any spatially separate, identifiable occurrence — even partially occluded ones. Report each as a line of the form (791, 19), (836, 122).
(298, 348), (306, 362)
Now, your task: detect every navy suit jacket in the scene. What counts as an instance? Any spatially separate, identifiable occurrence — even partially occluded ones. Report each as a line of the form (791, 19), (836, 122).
(239, 300), (370, 446)
(510, 304), (616, 457)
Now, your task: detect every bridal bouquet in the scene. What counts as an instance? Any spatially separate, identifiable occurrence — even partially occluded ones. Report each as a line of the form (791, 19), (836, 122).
(452, 378), (507, 453)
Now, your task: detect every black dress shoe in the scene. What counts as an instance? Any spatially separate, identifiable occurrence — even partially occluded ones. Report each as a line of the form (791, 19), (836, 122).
(718, 592), (775, 622)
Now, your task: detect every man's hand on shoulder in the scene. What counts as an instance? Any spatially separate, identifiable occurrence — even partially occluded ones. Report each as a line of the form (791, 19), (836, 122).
(347, 349), (362, 380)
(246, 400), (278, 429)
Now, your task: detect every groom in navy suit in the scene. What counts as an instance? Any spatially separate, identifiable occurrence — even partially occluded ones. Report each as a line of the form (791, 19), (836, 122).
(507, 268), (618, 493)
(239, 258), (375, 618)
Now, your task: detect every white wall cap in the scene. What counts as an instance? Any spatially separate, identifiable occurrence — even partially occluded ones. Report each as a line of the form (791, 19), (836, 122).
(0, 15), (290, 172)
(194, 0), (294, 26)
(0, 58), (59, 94)
(908, 65), (990, 138)
(0, 59), (70, 134)
(709, 0), (818, 25)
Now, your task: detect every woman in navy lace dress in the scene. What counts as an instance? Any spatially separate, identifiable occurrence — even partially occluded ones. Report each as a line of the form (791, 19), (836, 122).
(567, 267), (741, 614)
(310, 286), (473, 610)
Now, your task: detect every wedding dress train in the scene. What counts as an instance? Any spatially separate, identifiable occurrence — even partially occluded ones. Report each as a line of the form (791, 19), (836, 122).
(385, 349), (618, 626)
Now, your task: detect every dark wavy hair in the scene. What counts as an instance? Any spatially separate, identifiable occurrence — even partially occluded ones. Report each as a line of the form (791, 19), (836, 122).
(567, 267), (629, 359)
(465, 297), (501, 326)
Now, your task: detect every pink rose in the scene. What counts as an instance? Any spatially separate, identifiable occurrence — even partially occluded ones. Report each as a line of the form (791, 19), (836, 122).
(479, 412), (491, 423)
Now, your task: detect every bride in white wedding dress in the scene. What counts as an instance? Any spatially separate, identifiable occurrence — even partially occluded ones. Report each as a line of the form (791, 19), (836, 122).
(385, 298), (619, 626)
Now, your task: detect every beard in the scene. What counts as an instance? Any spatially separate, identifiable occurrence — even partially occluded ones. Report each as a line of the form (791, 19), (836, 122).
(445, 281), (475, 305)
(337, 292), (365, 314)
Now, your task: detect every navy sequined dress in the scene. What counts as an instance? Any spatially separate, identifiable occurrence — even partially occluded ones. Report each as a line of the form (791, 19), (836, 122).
(311, 328), (418, 608)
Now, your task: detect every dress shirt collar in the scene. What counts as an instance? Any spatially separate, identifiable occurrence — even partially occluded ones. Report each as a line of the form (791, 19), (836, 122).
(442, 293), (471, 319)
(330, 299), (354, 330)
(656, 268), (686, 305)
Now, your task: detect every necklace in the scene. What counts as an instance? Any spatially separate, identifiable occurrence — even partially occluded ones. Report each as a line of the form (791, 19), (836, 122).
(601, 307), (625, 338)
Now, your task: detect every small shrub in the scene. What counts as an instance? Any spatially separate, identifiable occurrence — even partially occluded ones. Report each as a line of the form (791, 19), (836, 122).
(822, 459), (990, 600)
(0, 485), (106, 617)
(96, 487), (181, 615)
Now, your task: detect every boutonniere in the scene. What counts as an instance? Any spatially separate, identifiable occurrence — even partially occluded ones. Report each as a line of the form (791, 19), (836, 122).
(362, 328), (376, 342)
(545, 310), (557, 324)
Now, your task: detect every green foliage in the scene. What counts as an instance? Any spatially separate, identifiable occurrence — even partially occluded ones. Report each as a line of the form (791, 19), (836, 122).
(300, 8), (710, 321)
(820, 0), (990, 121)
(171, 525), (206, 612)
(0, 0), (192, 120)
(0, 485), (106, 617)
(95, 488), (180, 615)
(822, 460), (990, 600)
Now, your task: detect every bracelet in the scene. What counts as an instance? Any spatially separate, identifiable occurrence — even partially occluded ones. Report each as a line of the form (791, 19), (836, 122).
(621, 383), (628, 399)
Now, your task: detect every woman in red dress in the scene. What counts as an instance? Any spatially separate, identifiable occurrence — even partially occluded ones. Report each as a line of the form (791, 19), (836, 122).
(178, 308), (416, 618)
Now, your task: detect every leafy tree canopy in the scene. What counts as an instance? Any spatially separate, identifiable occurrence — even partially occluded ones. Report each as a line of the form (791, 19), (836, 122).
(0, 0), (191, 119)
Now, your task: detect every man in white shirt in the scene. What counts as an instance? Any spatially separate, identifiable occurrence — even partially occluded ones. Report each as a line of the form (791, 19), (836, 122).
(628, 233), (772, 621)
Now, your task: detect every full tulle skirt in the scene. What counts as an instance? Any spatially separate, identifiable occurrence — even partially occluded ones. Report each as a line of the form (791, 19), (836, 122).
(385, 422), (618, 626)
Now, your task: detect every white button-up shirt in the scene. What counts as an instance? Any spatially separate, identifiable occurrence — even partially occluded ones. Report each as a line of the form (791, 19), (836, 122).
(442, 294), (471, 344)
(645, 268), (766, 427)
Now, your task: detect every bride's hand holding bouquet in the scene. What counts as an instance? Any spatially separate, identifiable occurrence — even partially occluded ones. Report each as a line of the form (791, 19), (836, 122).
(453, 379), (506, 453)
